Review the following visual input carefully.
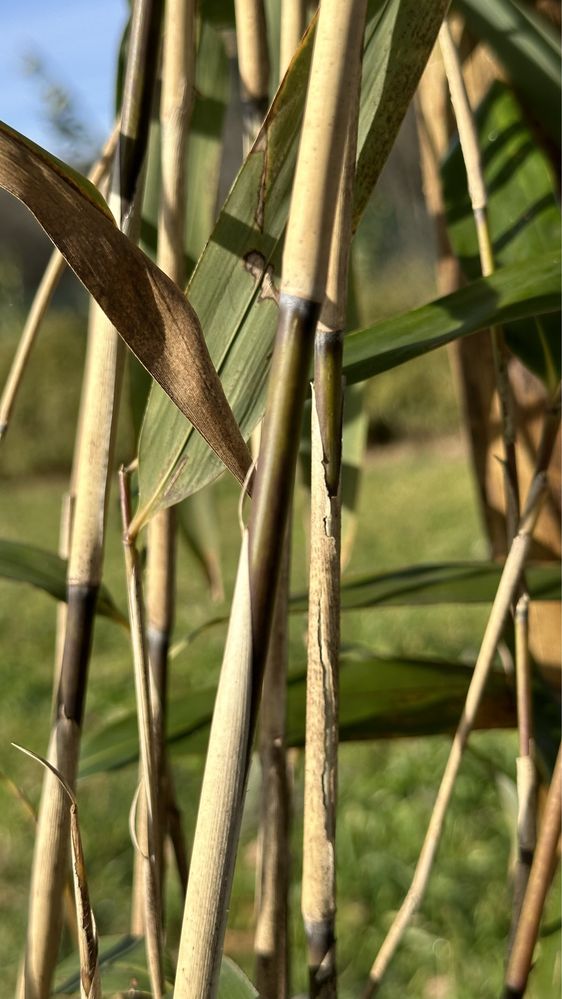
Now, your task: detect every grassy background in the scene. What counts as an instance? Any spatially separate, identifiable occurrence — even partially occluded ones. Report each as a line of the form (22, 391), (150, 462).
(0, 425), (559, 997)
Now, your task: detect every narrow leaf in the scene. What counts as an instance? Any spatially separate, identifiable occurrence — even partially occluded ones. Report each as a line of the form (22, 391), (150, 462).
(342, 251), (560, 386)
(0, 539), (126, 624)
(80, 647), (516, 777)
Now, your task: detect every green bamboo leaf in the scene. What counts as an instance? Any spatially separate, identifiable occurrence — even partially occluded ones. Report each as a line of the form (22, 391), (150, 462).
(454, 0), (561, 146)
(0, 119), (251, 501)
(53, 933), (253, 995)
(342, 251), (560, 386)
(79, 647), (515, 776)
(293, 561), (561, 613)
(442, 81), (561, 386)
(136, 0), (451, 526)
(167, 559), (560, 658)
(53, 933), (174, 994)
(0, 540), (126, 625)
(218, 957), (259, 998)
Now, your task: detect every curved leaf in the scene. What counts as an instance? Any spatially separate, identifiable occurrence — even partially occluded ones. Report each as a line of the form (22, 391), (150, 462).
(0, 539), (126, 625)
(0, 120), (251, 502)
(342, 251), (560, 385)
(442, 81), (561, 386)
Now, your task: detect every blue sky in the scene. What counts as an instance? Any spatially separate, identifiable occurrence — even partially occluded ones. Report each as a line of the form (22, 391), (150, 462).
(0, 0), (128, 157)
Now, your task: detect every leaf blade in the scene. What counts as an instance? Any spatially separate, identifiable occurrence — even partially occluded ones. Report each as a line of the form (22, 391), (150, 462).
(0, 120), (251, 506)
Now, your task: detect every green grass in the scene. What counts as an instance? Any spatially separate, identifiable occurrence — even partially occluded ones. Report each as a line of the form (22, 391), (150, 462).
(0, 441), (559, 998)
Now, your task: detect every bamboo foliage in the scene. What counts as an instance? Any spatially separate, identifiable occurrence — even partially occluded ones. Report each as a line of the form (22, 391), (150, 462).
(0, 0), (560, 995)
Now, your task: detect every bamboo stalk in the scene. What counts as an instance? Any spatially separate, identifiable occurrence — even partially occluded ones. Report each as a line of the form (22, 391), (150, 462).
(234, 0), (270, 152)
(364, 393), (561, 997)
(302, 81), (360, 996)
(21, 4), (162, 996)
(502, 745), (561, 999)
(507, 593), (538, 954)
(175, 531), (254, 999)
(280, 0), (307, 78)
(254, 531), (291, 999)
(439, 19), (520, 542)
(120, 469), (164, 998)
(132, 0), (195, 932)
(173, 5), (368, 996)
(0, 124), (119, 441)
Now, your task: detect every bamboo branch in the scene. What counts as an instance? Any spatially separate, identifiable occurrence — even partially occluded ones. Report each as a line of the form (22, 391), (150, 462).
(234, 0), (270, 151)
(254, 531), (291, 999)
(302, 77), (361, 997)
(0, 124), (119, 441)
(173, 4), (368, 995)
(132, 0), (195, 932)
(364, 392), (561, 997)
(439, 19), (520, 542)
(280, 0), (307, 78)
(120, 469), (164, 999)
(502, 745), (561, 999)
(21, 4), (162, 996)
(507, 594), (538, 954)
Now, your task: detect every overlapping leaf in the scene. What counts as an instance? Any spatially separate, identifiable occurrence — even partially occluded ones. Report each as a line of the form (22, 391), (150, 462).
(0, 121), (251, 501)
(135, 0), (451, 529)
